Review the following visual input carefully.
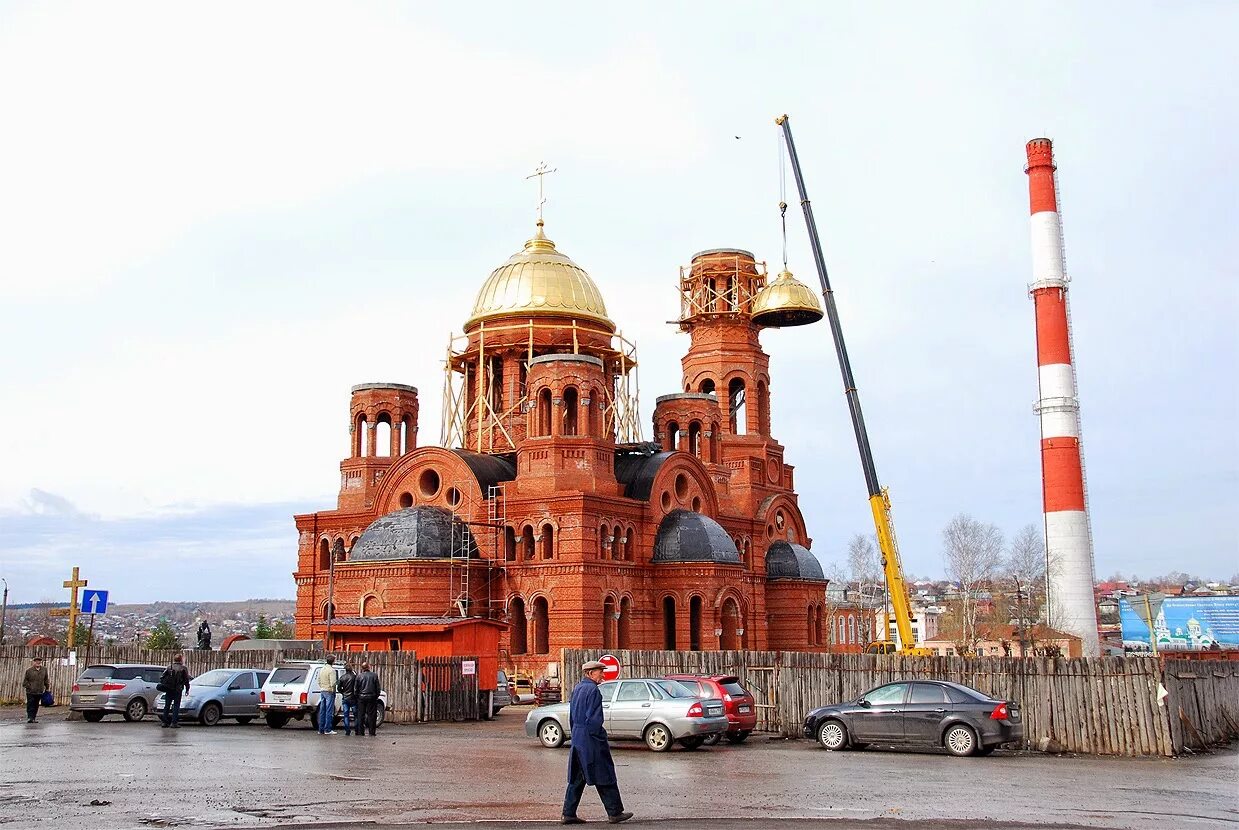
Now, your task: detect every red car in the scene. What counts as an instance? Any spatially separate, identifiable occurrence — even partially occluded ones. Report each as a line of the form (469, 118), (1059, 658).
(666, 674), (756, 744)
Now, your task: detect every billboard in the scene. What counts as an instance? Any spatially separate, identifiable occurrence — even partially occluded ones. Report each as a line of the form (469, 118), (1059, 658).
(1120, 596), (1239, 651)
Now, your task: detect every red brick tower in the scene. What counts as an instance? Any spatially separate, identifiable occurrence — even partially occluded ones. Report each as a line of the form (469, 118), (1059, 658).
(338, 383), (419, 512)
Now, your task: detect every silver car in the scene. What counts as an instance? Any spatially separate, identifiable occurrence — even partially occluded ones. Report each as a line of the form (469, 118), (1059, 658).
(71, 663), (166, 722)
(524, 677), (728, 752)
(153, 668), (271, 726)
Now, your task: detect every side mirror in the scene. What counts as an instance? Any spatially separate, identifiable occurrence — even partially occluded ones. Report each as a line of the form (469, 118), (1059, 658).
(229, 684), (241, 690)
(858, 699), (871, 708)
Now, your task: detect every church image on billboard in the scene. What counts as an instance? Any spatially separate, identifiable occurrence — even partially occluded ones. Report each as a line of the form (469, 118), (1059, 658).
(1120, 596), (1239, 652)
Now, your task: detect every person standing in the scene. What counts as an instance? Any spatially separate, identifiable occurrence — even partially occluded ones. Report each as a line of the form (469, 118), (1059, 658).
(316, 656), (338, 735)
(355, 661), (381, 737)
(561, 660), (631, 825)
(338, 661), (358, 736)
(159, 654), (191, 729)
(23, 656), (50, 723)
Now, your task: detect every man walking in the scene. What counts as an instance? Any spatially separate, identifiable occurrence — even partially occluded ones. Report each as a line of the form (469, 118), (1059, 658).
(159, 654), (191, 728)
(562, 660), (631, 825)
(23, 656), (49, 723)
(338, 661), (358, 736)
(316, 656), (338, 735)
(355, 661), (381, 737)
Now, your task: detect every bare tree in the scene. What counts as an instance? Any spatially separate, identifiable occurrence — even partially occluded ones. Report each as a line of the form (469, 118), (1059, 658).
(847, 533), (882, 587)
(1004, 524), (1046, 655)
(941, 514), (1004, 653)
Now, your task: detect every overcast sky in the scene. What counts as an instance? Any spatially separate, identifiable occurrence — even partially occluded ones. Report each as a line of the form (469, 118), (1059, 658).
(1, 2), (1235, 603)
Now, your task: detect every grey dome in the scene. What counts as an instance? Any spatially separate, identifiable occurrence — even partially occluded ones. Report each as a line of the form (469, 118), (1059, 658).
(349, 507), (478, 562)
(652, 510), (741, 564)
(765, 541), (826, 581)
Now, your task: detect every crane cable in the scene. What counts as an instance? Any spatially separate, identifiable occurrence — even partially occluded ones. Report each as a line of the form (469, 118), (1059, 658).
(778, 129), (789, 271)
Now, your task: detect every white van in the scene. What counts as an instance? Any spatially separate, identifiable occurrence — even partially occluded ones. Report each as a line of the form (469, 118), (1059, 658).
(258, 661), (387, 729)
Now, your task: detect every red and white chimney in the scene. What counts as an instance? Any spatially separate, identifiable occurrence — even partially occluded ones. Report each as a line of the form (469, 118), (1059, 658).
(1025, 138), (1100, 657)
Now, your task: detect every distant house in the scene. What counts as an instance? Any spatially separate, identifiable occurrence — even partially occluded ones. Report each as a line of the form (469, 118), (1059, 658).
(922, 624), (1083, 658)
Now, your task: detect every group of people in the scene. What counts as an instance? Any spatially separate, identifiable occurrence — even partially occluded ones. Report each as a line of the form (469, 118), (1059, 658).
(313, 655), (382, 736)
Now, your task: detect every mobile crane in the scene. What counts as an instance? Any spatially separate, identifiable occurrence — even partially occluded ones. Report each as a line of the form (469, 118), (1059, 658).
(765, 114), (930, 656)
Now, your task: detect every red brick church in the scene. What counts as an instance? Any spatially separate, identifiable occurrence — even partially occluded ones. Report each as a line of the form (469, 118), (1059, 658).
(292, 218), (831, 673)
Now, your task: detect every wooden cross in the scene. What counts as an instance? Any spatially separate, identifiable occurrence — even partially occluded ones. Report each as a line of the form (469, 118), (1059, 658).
(525, 162), (557, 223)
(62, 566), (87, 648)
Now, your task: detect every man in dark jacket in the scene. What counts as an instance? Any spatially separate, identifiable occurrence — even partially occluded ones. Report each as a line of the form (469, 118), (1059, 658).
(159, 654), (191, 728)
(355, 661), (381, 737)
(338, 662), (359, 736)
(23, 657), (50, 723)
(562, 660), (631, 825)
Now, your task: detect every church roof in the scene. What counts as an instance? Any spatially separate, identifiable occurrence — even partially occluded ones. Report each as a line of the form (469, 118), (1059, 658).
(614, 450), (674, 500)
(465, 222), (614, 331)
(765, 540), (826, 581)
(451, 449), (516, 491)
(349, 506), (478, 562)
(652, 509), (741, 564)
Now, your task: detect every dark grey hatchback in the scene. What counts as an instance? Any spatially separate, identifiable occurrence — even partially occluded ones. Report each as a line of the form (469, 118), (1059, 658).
(803, 680), (1022, 757)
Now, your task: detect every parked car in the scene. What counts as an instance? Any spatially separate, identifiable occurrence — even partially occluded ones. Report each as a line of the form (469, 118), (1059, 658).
(510, 675), (537, 705)
(803, 680), (1023, 757)
(71, 663), (166, 722)
(492, 669), (514, 716)
(153, 668), (270, 726)
(258, 661), (387, 729)
(524, 677), (729, 752)
(666, 674), (757, 744)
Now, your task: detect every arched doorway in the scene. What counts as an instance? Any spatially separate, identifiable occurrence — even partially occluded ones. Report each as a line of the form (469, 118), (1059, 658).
(689, 596), (702, 651)
(720, 597), (742, 650)
(509, 597), (527, 655)
(532, 597), (550, 654)
(662, 596), (677, 650)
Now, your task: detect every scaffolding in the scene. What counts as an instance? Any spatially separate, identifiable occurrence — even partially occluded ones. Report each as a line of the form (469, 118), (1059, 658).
(440, 318), (642, 452)
(678, 254), (769, 323)
(448, 480), (508, 620)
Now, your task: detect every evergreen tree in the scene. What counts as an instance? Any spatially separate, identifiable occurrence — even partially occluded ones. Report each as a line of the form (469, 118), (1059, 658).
(271, 620), (292, 639)
(254, 614), (273, 639)
(146, 619), (180, 650)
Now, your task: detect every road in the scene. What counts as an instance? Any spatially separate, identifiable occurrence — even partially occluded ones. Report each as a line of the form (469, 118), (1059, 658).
(1, 706), (1234, 829)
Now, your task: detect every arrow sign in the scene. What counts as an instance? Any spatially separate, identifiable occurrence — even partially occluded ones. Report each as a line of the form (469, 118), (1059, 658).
(80, 590), (109, 615)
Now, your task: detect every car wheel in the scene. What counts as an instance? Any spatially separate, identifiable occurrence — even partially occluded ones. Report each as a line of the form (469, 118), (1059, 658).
(375, 702), (385, 726)
(703, 733), (721, 746)
(679, 736), (705, 750)
(82, 711), (106, 723)
(491, 707), (502, 717)
(818, 719), (847, 751)
(236, 717), (254, 725)
(123, 698), (148, 722)
(725, 730), (751, 745)
(538, 719), (565, 748)
(944, 724), (978, 757)
(644, 723), (673, 752)
(200, 702), (222, 727)
(265, 713), (290, 729)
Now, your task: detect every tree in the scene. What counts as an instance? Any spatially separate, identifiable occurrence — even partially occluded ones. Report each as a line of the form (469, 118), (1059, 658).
(1005, 524), (1047, 653)
(60, 621), (95, 650)
(271, 620), (292, 639)
(847, 533), (882, 588)
(941, 514), (1004, 653)
(146, 619), (180, 650)
(254, 614), (273, 639)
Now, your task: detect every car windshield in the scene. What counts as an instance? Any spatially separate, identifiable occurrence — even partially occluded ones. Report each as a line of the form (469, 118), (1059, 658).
(191, 670), (233, 687)
(270, 668), (308, 684)
(653, 680), (697, 698)
(78, 666), (114, 680)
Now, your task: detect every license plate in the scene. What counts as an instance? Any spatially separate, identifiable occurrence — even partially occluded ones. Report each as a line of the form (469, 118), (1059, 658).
(738, 705), (751, 713)
(80, 695), (96, 702)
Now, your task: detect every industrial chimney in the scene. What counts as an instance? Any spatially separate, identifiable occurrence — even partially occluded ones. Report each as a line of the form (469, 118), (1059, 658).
(1025, 138), (1100, 657)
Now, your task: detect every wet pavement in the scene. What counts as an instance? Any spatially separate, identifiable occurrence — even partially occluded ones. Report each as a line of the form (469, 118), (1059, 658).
(1, 706), (1235, 829)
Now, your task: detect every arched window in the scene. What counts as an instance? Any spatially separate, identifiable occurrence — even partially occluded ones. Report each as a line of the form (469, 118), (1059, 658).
(540, 523), (554, 560)
(662, 596), (677, 650)
(488, 355), (504, 413)
(699, 378), (715, 396)
(401, 415), (415, 454)
(375, 413), (392, 458)
(332, 538), (346, 564)
(356, 414), (369, 457)
(599, 523), (611, 559)
(361, 594), (379, 617)
(710, 421), (720, 463)
(848, 615), (857, 644)
(689, 596), (703, 651)
(509, 597), (527, 655)
(624, 526), (635, 561)
(807, 607), (815, 644)
(562, 387), (579, 436)
(726, 274), (736, 310)
(728, 379), (747, 435)
(664, 420), (680, 453)
(756, 381), (769, 434)
(321, 601), (335, 621)
(522, 525), (535, 560)
(618, 597), (631, 648)
(504, 526), (517, 562)
(831, 614), (838, 646)
(815, 605), (824, 646)
(318, 538), (330, 571)
(536, 388), (553, 437)
(532, 597), (550, 654)
(612, 524), (623, 560)
(603, 596), (616, 649)
(688, 421), (702, 458)
(721, 598), (741, 650)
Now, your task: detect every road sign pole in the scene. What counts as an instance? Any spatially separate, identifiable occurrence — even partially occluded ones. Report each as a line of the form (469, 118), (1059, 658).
(87, 613), (96, 666)
(1144, 594), (1158, 656)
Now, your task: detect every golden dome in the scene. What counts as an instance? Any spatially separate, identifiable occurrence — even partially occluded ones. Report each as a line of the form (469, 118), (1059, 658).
(751, 269), (824, 328)
(465, 222), (614, 331)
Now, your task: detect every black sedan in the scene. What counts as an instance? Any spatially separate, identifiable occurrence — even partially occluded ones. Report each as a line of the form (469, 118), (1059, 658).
(802, 680), (1022, 757)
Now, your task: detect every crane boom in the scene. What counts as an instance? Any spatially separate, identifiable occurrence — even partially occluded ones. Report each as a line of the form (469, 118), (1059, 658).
(775, 114), (925, 655)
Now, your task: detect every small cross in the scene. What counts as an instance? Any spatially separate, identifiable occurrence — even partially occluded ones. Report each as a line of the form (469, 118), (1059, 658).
(62, 566), (88, 648)
(525, 162), (557, 223)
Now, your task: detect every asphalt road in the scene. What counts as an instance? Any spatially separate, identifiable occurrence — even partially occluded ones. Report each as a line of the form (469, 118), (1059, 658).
(1, 706), (1234, 829)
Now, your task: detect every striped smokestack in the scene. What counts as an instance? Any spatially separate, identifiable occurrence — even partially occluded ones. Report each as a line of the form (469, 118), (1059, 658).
(1026, 138), (1100, 657)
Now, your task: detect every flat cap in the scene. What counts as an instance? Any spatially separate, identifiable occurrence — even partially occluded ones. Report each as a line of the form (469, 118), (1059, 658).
(582, 660), (606, 672)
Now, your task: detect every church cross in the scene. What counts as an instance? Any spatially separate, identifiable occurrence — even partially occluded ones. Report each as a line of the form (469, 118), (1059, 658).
(526, 162), (558, 223)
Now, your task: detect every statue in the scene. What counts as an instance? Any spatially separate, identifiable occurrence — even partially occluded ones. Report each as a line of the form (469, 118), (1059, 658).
(196, 620), (212, 651)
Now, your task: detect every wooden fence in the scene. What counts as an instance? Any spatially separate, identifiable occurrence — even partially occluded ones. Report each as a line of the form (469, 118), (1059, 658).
(561, 649), (1237, 757)
(0, 645), (489, 725)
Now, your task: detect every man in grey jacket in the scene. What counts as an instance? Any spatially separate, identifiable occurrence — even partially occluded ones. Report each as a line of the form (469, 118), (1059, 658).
(23, 657), (49, 723)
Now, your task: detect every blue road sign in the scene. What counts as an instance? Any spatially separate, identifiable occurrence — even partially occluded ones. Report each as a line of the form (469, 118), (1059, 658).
(80, 589), (109, 615)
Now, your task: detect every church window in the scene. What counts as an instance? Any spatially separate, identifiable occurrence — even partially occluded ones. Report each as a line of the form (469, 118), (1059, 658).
(688, 421), (702, 458)
(815, 605), (824, 645)
(510, 596), (528, 655)
(401, 415), (414, 455)
(563, 387), (579, 436)
(726, 274), (736, 310)
(504, 526), (517, 561)
(418, 468), (441, 499)
(807, 607), (815, 644)
(318, 538), (330, 571)
(603, 596), (616, 649)
(356, 414), (369, 456)
(624, 526), (634, 561)
(488, 356), (504, 413)
(612, 524), (623, 559)
(662, 596), (677, 650)
(728, 378), (747, 435)
(699, 378), (715, 396)
(536, 388), (553, 436)
(756, 380), (769, 434)
(361, 594), (379, 616)
(532, 597), (550, 654)
(618, 597), (632, 648)
(375, 414), (392, 458)
(321, 601), (335, 621)
(721, 598), (741, 650)
(689, 596), (703, 651)
(399, 492), (413, 508)
(521, 525), (535, 560)
(665, 420), (680, 452)
(540, 523), (554, 560)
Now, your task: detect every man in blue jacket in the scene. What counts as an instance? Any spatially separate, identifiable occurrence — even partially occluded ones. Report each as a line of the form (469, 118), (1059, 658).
(562, 660), (632, 825)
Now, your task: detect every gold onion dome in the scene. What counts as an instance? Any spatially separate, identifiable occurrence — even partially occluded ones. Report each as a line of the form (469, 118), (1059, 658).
(751, 269), (824, 328)
(465, 221), (614, 331)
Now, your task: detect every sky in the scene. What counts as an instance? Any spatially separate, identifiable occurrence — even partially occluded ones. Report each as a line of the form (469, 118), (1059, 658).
(0, 2), (1236, 603)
